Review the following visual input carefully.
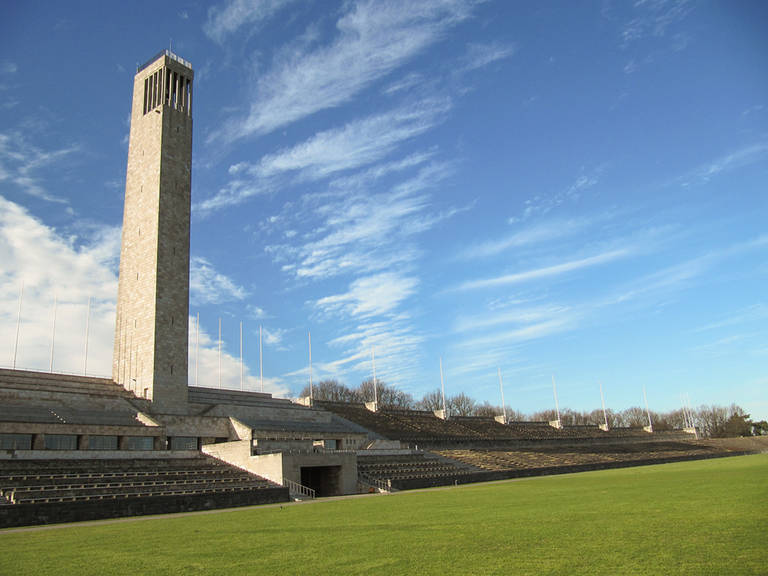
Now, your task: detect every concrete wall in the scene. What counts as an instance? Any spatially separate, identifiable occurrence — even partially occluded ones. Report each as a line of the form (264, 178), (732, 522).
(282, 452), (358, 495)
(202, 441), (359, 495)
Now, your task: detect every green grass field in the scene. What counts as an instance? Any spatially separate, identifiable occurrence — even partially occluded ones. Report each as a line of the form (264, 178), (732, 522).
(1, 455), (766, 575)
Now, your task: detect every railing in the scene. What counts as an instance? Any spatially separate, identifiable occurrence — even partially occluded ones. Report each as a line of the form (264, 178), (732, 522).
(254, 448), (359, 456)
(282, 478), (315, 499)
(358, 475), (392, 493)
(138, 49), (192, 72)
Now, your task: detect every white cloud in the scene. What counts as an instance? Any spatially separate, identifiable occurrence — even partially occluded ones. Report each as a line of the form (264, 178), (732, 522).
(384, 72), (425, 95)
(509, 167), (602, 223)
(460, 217), (594, 260)
(315, 272), (418, 318)
(680, 141), (768, 187)
(260, 156), (455, 281)
(692, 304), (768, 334)
(210, 0), (475, 142)
(187, 316), (289, 396)
(0, 131), (78, 203)
(204, 0), (298, 43)
(198, 100), (450, 214)
(460, 42), (515, 72)
(621, 0), (692, 48)
(257, 99), (450, 180)
(0, 196), (119, 376)
(190, 256), (248, 305)
(454, 304), (572, 333)
(460, 317), (573, 350)
(324, 315), (426, 389)
(457, 248), (632, 291)
(0, 62), (17, 75)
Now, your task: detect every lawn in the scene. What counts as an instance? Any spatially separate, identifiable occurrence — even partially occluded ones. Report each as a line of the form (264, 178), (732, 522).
(1, 454), (765, 575)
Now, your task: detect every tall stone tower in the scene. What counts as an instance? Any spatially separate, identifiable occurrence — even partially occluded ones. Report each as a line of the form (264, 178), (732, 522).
(113, 50), (193, 413)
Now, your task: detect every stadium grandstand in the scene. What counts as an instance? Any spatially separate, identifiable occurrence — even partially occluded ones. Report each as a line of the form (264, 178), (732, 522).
(1, 49), (762, 529)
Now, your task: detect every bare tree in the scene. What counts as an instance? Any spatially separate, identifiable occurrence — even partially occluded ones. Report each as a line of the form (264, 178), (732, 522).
(359, 379), (414, 408)
(474, 401), (501, 418)
(418, 389), (444, 412)
(448, 392), (476, 417)
(620, 406), (648, 427)
(530, 409), (558, 422)
(299, 379), (355, 402)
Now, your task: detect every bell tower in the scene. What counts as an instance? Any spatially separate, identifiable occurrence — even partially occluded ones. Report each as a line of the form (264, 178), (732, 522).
(113, 50), (193, 413)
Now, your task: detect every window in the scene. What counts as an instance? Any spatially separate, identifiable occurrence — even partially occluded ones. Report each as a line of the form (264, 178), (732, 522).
(88, 436), (118, 450)
(122, 436), (153, 451)
(0, 434), (32, 450)
(170, 437), (197, 450)
(44, 434), (77, 450)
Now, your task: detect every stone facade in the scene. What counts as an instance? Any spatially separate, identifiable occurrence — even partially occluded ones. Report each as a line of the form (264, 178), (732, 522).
(112, 51), (193, 413)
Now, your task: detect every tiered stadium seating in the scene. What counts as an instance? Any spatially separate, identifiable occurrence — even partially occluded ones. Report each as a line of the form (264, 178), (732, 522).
(317, 403), (657, 444)
(357, 452), (481, 486)
(0, 456), (278, 505)
(379, 409), (484, 442)
(436, 441), (720, 472)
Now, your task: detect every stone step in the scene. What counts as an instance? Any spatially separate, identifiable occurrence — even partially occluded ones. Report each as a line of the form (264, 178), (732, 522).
(0, 369), (133, 398)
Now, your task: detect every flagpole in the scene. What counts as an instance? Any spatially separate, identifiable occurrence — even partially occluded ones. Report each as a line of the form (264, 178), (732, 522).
(49, 295), (58, 372)
(498, 367), (507, 424)
(83, 296), (91, 376)
(218, 317), (222, 389)
(239, 320), (243, 391)
(259, 324), (263, 392)
(195, 312), (199, 387)
(308, 330), (313, 402)
(12, 281), (23, 369)
(439, 357), (446, 416)
(600, 381), (609, 430)
(372, 346), (378, 406)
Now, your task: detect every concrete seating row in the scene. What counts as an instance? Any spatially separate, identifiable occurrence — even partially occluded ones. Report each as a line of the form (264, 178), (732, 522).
(357, 453), (479, 483)
(318, 402), (660, 443)
(9, 484), (273, 505)
(436, 441), (720, 472)
(0, 456), (278, 506)
(0, 369), (135, 399)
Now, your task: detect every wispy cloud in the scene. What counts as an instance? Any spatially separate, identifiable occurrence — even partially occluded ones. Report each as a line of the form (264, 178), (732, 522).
(621, 0), (692, 48)
(315, 272), (418, 319)
(509, 167), (603, 223)
(457, 248), (632, 292)
(209, 0), (475, 142)
(460, 217), (596, 260)
(0, 131), (78, 203)
(679, 141), (768, 187)
(692, 304), (768, 334)
(461, 317), (574, 350)
(459, 42), (515, 72)
(454, 304), (572, 334)
(253, 99), (449, 181)
(204, 0), (298, 43)
(261, 155), (456, 282)
(190, 256), (248, 305)
(197, 100), (451, 214)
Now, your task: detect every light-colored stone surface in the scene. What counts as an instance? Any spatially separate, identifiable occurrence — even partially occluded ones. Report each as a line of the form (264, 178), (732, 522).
(112, 53), (193, 414)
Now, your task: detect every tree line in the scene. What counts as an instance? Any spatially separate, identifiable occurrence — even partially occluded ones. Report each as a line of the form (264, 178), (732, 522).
(300, 379), (767, 438)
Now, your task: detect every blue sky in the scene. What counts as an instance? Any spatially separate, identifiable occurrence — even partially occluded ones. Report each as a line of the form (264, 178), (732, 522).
(1, 1), (766, 419)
